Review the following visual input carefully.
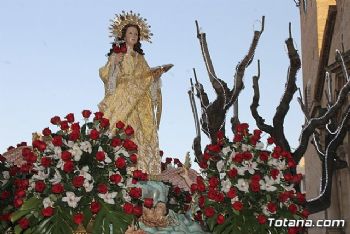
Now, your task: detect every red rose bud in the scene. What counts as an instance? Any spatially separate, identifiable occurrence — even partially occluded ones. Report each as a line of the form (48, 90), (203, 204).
(111, 138), (122, 147)
(42, 127), (52, 136)
(97, 183), (108, 194)
(65, 113), (75, 123)
(130, 154), (137, 164)
(14, 198), (23, 208)
(40, 157), (51, 167)
(50, 116), (61, 125)
(94, 112), (104, 121)
(233, 153), (243, 163)
(132, 170), (143, 179)
(267, 202), (277, 213)
(41, 207), (54, 217)
(278, 192), (290, 202)
(257, 214), (267, 224)
(204, 206), (215, 218)
(16, 190), (26, 198)
(207, 144), (221, 152)
(71, 123), (80, 132)
(199, 160), (208, 169)
(173, 186), (181, 195)
(232, 201), (243, 211)
(82, 110), (92, 118)
(52, 135), (63, 147)
(216, 131), (224, 140)
(100, 118), (110, 128)
(217, 214), (225, 225)
(284, 173), (293, 181)
(129, 187), (142, 199)
(72, 176), (85, 188)
(73, 213), (84, 224)
(51, 183), (64, 193)
(32, 140), (46, 152)
(18, 217), (30, 229)
(288, 204), (298, 214)
(125, 125), (134, 136)
(63, 161), (74, 173)
(123, 202), (134, 214)
(110, 174), (122, 184)
(35, 181), (46, 193)
(133, 205), (143, 217)
(267, 137), (275, 144)
(61, 151), (72, 161)
(208, 177), (219, 188)
(90, 201), (101, 214)
(115, 157), (126, 169)
(96, 151), (106, 161)
(69, 131), (80, 141)
(259, 151), (269, 161)
(301, 209), (310, 218)
(227, 187), (237, 199)
(143, 198), (153, 208)
(159, 150), (164, 157)
(115, 120), (125, 129)
(270, 169), (280, 180)
(123, 139), (138, 151)
(1, 191), (10, 200)
(89, 129), (100, 140)
(288, 159), (297, 168)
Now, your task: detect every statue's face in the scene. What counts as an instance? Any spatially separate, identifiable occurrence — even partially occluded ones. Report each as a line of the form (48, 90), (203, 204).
(124, 26), (139, 47)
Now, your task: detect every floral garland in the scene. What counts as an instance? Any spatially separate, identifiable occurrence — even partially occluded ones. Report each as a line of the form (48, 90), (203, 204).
(1, 110), (151, 234)
(191, 123), (309, 234)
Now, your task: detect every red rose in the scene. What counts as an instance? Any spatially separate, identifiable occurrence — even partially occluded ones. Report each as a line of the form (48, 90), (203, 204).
(69, 131), (80, 141)
(253, 129), (262, 136)
(208, 177), (219, 188)
(267, 137), (274, 144)
(284, 173), (293, 181)
(100, 118), (110, 128)
(110, 174), (122, 184)
(233, 134), (243, 142)
(301, 209), (310, 218)
(243, 152), (253, 160)
(190, 184), (198, 193)
(123, 139), (138, 151)
(97, 183), (108, 194)
(227, 168), (238, 178)
(18, 217), (30, 229)
(94, 112), (104, 120)
(90, 201), (101, 214)
(173, 186), (181, 195)
(123, 202), (134, 214)
(204, 206), (215, 218)
(250, 180), (260, 192)
(115, 157), (126, 169)
(270, 169), (280, 179)
(267, 202), (277, 213)
(50, 116), (61, 125)
(51, 183), (64, 193)
(1, 191), (10, 200)
(133, 170), (143, 179)
(207, 144), (221, 152)
(60, 120), (69, 131)
(61, 151), (72, 161)
(73, 213), (84, 224)
(96, 151), (105, 161)
(288, 204), (298, 214)
(129, 187), (142, 199)
(257, 214), (267, 224)
(111, 138), (122, 147)
(124, 125), (134, 136)
(42, 127), (52, 136)
(63, 161), (74, 173)
(296, 192), (306, 203)
(71, 123), (80, 131)
(72, 176), (85, 188)
(32, 140), (46, 152)
(35, 181), (46, 193)
(232, 201), (243, 211)
(82, 110), (92, 118)
(16, 190), (26, 198)
(233, 153), (243, 163)
(288, 159), (297, 168)
(199, 160), (208, 169)
(227, 187), (237, 199)
(130, 154), (137, 164)
(259, 151), (269, 161)
(143, 198), (153, 208)
(65, 113), (75, 123)
(41, 207), (54, 217)
(41, 157), (51, 167)
(235, 123), (249, 133)
(52, 136), (63, 147)
(133, 205), (143, 217)
(89, 129), (100, 140)
(217, 214), (225, 225)
(14, 198), (23, 208)
(116, 121), (125, 129)
(198, 196), (205, 208)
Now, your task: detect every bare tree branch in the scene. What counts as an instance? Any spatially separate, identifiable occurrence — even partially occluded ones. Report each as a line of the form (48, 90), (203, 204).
(272, 23), (301, 152)
(250, 60), (274, 133)
(226, 16), (265, 110)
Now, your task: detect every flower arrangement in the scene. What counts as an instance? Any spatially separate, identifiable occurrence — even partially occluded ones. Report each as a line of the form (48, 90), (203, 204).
(191, 123), (309, 234)
(6, 110), (150, 234)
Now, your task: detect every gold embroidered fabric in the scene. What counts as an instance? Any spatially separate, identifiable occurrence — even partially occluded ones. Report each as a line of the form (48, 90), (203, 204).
(98, 52), (162, 176)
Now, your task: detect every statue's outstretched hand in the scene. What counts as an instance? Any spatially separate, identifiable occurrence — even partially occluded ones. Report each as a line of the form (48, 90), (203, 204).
(161, 64), (173, 73)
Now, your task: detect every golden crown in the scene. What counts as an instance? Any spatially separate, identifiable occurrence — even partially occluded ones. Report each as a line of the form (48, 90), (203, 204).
(110, 11), (153, 43)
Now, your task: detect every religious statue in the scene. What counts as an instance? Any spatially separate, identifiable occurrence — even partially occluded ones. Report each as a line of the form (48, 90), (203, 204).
(98, 11), (173, 176)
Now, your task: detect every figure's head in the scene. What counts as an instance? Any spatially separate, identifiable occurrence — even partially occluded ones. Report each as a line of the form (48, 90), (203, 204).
(121, 24), (140, 47)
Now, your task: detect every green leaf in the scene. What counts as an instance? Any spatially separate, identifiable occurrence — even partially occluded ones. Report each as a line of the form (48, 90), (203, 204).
(14, 225), (22, 234)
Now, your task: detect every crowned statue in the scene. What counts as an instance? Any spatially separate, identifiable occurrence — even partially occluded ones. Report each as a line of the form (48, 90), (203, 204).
(98, 11), (173, 176)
